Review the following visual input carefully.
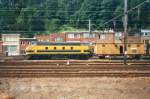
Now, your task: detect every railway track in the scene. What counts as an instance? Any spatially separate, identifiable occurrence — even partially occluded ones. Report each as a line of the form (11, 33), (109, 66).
(1, 60), (150, 66)
(1, 72), (150, 78)
(0, 61), (150, 77)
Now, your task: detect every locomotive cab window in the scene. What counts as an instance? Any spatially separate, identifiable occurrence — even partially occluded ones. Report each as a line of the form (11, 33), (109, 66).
(54, 47), (57, 50)
(62, 47), (65, 50)
(71, 47), (74, 50)
(45, 47), (48, 50)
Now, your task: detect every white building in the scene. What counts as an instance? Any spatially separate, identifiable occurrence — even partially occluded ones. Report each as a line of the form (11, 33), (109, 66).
(2, 34), (20, 56)
(141, 29), (150, 36)
(141, 29), (150, 54)
(141, 29), (150, 42)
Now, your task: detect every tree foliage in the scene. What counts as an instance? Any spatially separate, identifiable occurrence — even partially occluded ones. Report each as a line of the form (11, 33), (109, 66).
(0, 0), (150, 36)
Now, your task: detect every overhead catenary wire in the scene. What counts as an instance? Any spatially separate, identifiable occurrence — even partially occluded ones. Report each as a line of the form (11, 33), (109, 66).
(0, 0), (149, 32)
(99, 0), (150, 28)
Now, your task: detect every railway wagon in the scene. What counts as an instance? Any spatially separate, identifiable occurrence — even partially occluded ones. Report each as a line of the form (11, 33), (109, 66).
(94, 43), (144, 58)
(25, 42), (92, 59)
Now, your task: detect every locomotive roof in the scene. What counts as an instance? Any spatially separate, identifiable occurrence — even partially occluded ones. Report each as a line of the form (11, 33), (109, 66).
(34, 41), (90, 45)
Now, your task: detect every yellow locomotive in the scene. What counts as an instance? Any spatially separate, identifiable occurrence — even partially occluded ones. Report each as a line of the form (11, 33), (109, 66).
(25, 42), (92, 59)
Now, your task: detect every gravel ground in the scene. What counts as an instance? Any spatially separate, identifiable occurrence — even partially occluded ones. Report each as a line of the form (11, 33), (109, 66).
(0, 77), (150, 99)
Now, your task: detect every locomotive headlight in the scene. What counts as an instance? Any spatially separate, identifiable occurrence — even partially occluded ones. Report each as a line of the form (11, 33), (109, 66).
(25, 46), (34, 54)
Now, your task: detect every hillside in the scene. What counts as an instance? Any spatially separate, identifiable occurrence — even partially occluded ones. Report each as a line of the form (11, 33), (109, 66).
(0, 0), (150, 37)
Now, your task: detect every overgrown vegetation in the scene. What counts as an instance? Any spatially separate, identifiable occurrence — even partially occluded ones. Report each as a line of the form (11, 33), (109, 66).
(0, 0), (150, 37)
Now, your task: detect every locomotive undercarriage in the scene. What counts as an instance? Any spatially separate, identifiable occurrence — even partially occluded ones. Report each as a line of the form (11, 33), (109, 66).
(26, 54), (92, 60)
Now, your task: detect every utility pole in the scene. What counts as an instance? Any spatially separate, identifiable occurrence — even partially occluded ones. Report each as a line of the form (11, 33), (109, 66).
(113, 20), (116, 31)
(137, 8), (140, 21)
(89, 19), (91, 33)
(124, 0), (128, 65)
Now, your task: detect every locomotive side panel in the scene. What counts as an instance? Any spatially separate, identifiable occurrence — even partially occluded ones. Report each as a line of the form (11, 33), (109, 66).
(25, 42), (92, 59)
(26, 45), (90, 55)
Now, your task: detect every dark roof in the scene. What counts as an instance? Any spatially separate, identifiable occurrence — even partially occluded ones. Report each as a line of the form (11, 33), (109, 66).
(35, 42), (90, 46)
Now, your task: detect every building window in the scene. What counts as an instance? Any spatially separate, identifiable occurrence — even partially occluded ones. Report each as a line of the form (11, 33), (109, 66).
(29, 42), (31, 45)
(76, 34), (80, 38)
(100, 34), (106, 40)
(55, 37), (64, 42)
(145, 33), (148, 36)
(4, 37), (18, 42)
(115, 33), (122, 37)
(21, 41), (24, 45)
(4, 45), (18, 56)
(128, 44), (131, 47)
(137, 44), (140, 47)
(83, 33), (90, 38)
(67, 34), (74, 38)
(90, 34), (95, 38)
(115, 44), (118, 47)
